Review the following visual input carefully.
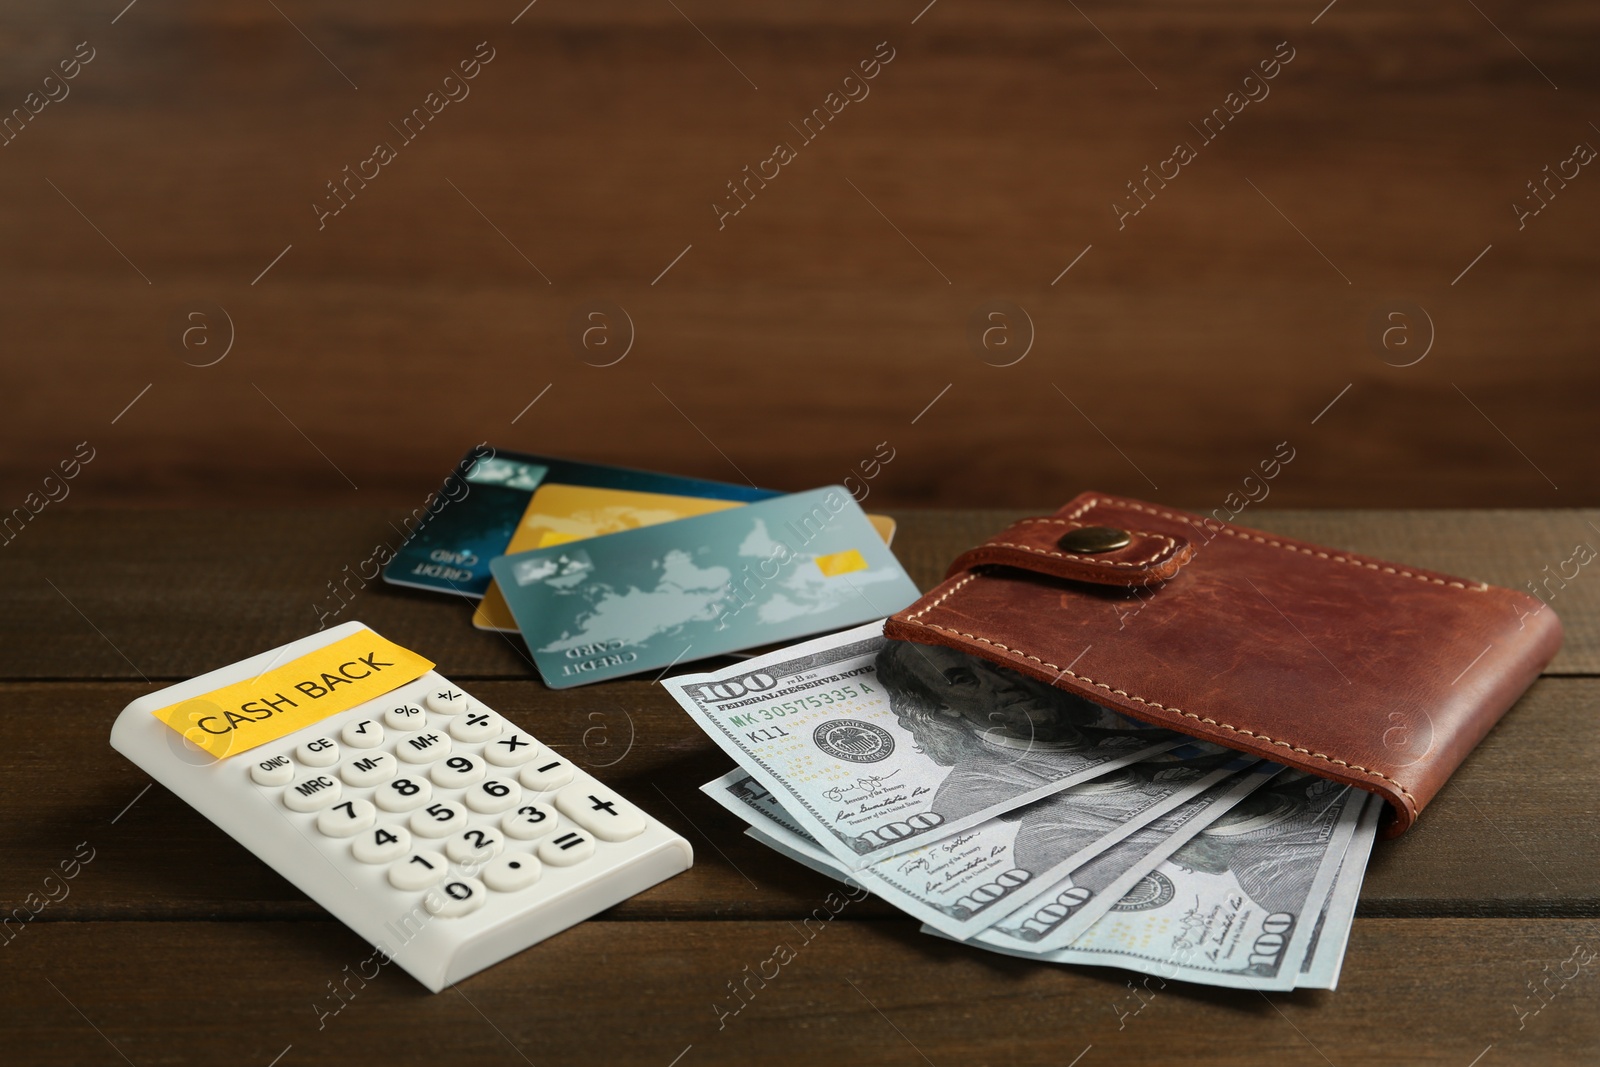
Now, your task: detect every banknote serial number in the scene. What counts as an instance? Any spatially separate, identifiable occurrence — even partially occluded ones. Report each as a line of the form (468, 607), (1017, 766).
(725, 684), (874, 728)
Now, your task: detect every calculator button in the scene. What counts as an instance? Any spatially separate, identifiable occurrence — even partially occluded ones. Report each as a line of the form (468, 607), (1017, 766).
(352, 825), (411, 864)
(396, 731), (452, 764)
(316, 798), (377, 838)
(446, 826), (505, 865)
(296, 736), (340, 767)
(483, 732), (540, 767)
(424, 875), (487, 918)
(283, 773), (342, 813)
(481, 853), (542, 892)
(465, 777), (522, 814)
(341, 718), (384, 749)
(250, 753), (295, 786)
(424, 687), (470, 716)
(409, 801), (469, 838)
(538, 830), (595, 867)
(501, 802), (560, 840)
(341, 751), (397, 788)
(385, 703), (427, 731)
(374, 776), (433, 812)
(431, 754), (487, 789)
(447, 711), (502, 744)
(388, 850), (447, 890)
(519, 756), (575, 792)
(555, 786), (647, 842)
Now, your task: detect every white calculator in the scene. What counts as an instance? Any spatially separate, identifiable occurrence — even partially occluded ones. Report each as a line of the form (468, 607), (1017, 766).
(110, 621), (692, 992)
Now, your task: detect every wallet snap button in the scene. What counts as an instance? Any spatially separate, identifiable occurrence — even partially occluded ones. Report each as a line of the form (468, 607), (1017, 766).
(1057, 525), (1132, 553)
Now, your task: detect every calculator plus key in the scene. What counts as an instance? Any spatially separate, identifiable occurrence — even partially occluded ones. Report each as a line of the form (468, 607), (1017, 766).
(396, 731), (452, 764)
(483, 731), (540, 767)
(341, 751), (398, 788)
(374, 775), (433, 812)
(555, 786), (647, 842)
(539, 830), (595, 867)
(316, 798), (377, 838)
(283, 772), (342, 812)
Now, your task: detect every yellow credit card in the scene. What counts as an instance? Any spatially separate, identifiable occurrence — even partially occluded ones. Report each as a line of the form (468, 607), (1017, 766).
(473, 485), (744, 632)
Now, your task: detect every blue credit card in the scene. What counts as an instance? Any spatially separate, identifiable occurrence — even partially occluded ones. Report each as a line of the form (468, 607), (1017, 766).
(382, 444), (778, 597)
(489, 486), (922, 688)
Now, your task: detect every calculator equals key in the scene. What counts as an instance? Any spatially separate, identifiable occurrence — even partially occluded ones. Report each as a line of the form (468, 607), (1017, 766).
(111, 621), (692, 992)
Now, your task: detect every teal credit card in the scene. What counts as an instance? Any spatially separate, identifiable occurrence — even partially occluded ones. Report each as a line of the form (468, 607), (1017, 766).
(489, 486), (921, 688)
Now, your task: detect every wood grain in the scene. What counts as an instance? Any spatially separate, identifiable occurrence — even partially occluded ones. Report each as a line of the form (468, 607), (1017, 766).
(1, 2), (1596, 512)
(3, 919), (1596, 1066)
(2, 507), (1596, 679)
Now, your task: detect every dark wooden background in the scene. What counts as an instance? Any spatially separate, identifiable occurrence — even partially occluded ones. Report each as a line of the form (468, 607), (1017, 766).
(2, 1), (1596, 513)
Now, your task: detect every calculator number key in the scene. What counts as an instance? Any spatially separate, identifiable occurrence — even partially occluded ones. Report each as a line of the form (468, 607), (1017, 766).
(431, 754), (487, 790)
(385, 703), (427, 731)
(464, 777), (522, 814)
(316, 798), (377, 838)
(446, 826), (505, 865)
(283, 773), (342, 813)
(341, 751), (397, 788)
(501, 802), (559, 840)
(396, 731), (452, 764)
(424, 875), (487, 918)
(409, 801), (469, 838)
(555, 786), (647, 842)
(538, 830), (595, 867)
(388, 850), (447, 890)
(341, 718), (384, 749)
(374, 776), (433, 812)
(353, 825), (412, 864)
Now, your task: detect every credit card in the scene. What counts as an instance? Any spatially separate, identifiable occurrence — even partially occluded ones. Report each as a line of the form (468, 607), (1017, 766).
(489, 486), (921, 688)
(381, 444), (778, 597)
(472, 484), (748, 632)
(475, 486), (902, 633)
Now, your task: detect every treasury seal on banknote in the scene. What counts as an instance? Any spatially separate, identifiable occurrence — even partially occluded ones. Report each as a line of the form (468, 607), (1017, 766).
(813, 719), (895, 763)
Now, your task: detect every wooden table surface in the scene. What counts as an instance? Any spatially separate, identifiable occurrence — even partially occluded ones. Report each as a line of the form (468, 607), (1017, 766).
(1, 506), (1597, 1066)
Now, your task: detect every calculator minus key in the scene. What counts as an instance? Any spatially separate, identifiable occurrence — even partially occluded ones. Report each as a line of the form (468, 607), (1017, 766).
(249, 753), (295, 786)
(519, 756), (574, 792)
(341, 717), (384, 748)
(554, 786), (647, 842)
(296, 736), (340, 767)
(283, 773), (342, 812)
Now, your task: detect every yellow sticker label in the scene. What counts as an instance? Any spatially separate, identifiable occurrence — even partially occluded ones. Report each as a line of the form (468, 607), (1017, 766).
(150, 630), (435, 760)
(815, 549), (869, 578)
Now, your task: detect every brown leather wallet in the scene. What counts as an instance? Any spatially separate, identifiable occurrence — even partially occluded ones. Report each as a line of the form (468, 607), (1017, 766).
(883, 492), (1562, 837)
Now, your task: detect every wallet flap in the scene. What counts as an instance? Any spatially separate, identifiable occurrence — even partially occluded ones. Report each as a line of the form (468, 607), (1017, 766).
(885, 491), (1564, 836)
(945, 516), (1194, 587)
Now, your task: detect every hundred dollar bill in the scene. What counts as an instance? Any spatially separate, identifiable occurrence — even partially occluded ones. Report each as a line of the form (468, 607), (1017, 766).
(706, 748), (1255, 940)
(975, 762), (1283, 952)
(935, 772), (1367, 990)
(666, 621), (1180, 869)
(1295, 792), (1382, 990)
